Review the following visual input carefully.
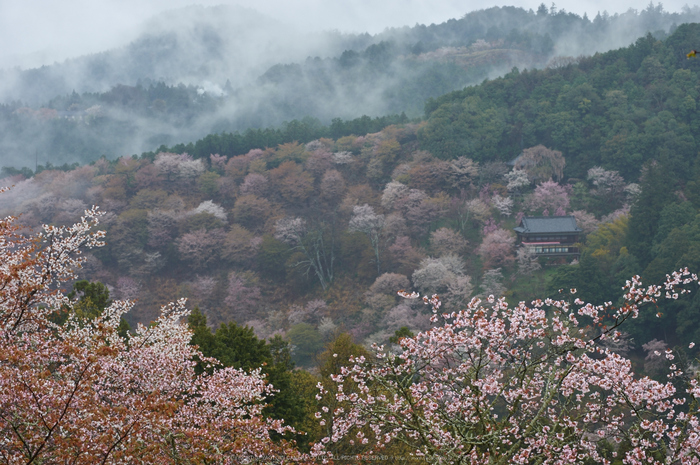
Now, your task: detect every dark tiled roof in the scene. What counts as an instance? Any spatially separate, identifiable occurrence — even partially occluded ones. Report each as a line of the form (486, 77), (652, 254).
(513, 216), (582, 234)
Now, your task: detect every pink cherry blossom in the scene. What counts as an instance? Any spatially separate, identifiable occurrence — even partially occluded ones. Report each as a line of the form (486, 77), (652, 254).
(0, 200), (304, 464)
(314, 268), (700, 464)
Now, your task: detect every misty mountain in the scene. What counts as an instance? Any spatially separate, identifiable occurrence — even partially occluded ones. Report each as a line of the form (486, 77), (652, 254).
(4, 3), (693, 105)
(2, 3), (700, 171)
(0, 5), (373, 106)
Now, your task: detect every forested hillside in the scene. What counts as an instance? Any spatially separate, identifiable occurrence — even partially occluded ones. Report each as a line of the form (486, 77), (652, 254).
(5, 7), (700, 463)
(0, 24), (695, 365)
(1, 3), (697, 170)
(419, 24), (700, 178)
(411, 23), (700, 349)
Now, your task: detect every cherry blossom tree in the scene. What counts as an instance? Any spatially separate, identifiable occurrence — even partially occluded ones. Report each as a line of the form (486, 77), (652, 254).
(477, 228), (516, 269)
(369, 273), (412, 296)
(134, 163), (164, 190)
(480, 267), (507, 297)
(380, 303), (431, 335)
(403, 191), (446, 237)
(116, 276), (141, 301)
(210, 153), (227, 173)
(54, 198), (88, 224)
(571, 209), (600, 235)
(504, 168), (530, 192)
(364, 273), (413, 321)
(602, 207), (630, 224)
(239, 173), (269, 197)
(406, 160), (452, 194)
(429, 227), (468, 256)
(190, 276), (218, 302)
(192, 200), (227, 221)
(223, 224), (261, 266)
(320, 169), (346, 205)
(383, 212), (407, 239)
(491, 194), (514, 217)
(176, 228), (226, 270)
(274, 217), (307, 246)
(147, 210), (179, 248)
(154, 152), (205, 183)
(482, 217), (499, 235)
(381, 181), (409, 211)
(448, 156), (479, 190)
(232, 195), (275, 232)
(178, 158), (206, 182)
(625, 183), (642, 203)
(453, 196), (491, 233)
(314, 270), (700, 464)
(305, 149), (333, 178)
(332, 151), (354, 165)
(225, 154), (251, 181)
(588, 166), (627, 206)
(527, 180), (571, 215)
(515, 144), (565, 182)
(268, 161), (314, 204)
(412, 255), (473, 310)
(288, 299), (328, 326)
(387, 236), (425, 276)
(642, 338), (671, 377)
(516, 246), (542, 276)
(412, 255), (465, 293)
(0, 203), (302, 464)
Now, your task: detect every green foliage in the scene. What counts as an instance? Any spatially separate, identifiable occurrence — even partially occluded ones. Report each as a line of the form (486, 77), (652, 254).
(548, 216), (637, 309)
(628, 160), (678, 266)
(288, 369), (324, 451)
(129, 189), (168, 210)
(389, 326), (415, 344)
(318, 333), (371, 379)
(180, 212), (225, 233)
(186, 310), (311, 441)
(196, 171), (220, 197)
(64, 280), (130, 338)
(417, 24), (700, 182)
(418, 96), (507, 161)
(67, 280), (112, 316)
(287, 323), (323, 367)
(314, 333), (376, 456)
(187, 307), (216, 358)
(1, 166), (34, 178)
(210, 322), (272, 371)
(644, 213), (700, 283)
(258, 235), (290, 281)
(653, 202), (697, 247)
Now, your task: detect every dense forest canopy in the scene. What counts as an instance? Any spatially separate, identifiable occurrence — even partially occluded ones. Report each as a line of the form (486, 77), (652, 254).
(419, 24), (700, 180)
(0, 3), (697, 170)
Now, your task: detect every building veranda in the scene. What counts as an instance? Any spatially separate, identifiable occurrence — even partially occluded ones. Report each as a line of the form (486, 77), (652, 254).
(514, 216), (582, 259)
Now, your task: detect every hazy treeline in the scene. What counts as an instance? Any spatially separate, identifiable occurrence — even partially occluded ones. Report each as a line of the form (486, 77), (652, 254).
(1, 3), (697, 170)
(0, 107), (411, 177)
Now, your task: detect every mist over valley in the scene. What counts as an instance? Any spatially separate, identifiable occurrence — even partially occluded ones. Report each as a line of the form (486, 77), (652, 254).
(1, 2), (698, 170)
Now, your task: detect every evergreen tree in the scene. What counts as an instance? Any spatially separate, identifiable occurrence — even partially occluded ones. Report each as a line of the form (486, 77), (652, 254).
(627, 160), (677, 266)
